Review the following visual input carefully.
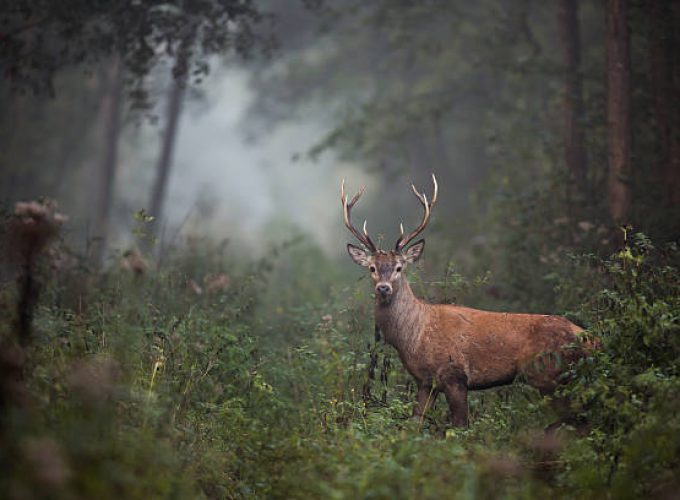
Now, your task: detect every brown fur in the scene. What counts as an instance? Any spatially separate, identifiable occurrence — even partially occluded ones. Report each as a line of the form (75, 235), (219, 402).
(350, 248), (588, 427)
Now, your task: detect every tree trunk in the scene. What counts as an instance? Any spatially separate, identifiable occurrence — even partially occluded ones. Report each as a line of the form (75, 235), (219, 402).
(147, 26), (197, 252)
(55, 72), (106, 198)
(652, 1), (680, 206)
(148, 73), (186, 246)
(93, 57), (124, 265)
(670, 2), (680, 206)
(558, 0), (587, 194)
(606, 0), (632, 224)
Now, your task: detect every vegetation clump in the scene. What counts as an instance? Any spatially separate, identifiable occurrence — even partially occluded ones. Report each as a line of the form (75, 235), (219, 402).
(0, 208), (677, 498)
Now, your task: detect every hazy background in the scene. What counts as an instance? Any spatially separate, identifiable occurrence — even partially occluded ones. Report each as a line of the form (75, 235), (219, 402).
(1, 0), (678, 309)
(118, 63), (366, 254)
(1, 3), (680, 497)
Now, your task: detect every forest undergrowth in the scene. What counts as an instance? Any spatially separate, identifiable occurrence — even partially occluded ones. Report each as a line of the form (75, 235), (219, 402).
(0, 204), (679, 499)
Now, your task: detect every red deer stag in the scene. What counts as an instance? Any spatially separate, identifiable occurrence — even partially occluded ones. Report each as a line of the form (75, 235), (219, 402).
(341, 175), (588, 427)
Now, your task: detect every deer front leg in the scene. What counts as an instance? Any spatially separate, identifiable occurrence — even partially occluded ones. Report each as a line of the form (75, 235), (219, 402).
(412, 380), (438, 422)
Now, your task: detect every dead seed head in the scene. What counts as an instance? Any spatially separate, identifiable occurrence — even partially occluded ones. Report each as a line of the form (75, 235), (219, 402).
(47, 245), (77, 272)
(7, 200), (66, 263)
(204, 273), (230, 294)
(317, 314), (334, 332)
(121, 248), (148, 276)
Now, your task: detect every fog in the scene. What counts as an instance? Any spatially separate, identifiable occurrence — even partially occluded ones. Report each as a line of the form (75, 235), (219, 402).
(3, 0), (673, 270)
(110, 63), (372, 258)
(0, 3), (499, 266)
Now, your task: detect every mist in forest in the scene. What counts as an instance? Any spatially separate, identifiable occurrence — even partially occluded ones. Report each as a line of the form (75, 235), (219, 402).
(0, 1), (514, 264)
(2, 56), (373, 259)
(1, 1), (680, 498)
(118, 64), (369, 255)
(2, 0), (678, 271)
(0, 2), (377, 261)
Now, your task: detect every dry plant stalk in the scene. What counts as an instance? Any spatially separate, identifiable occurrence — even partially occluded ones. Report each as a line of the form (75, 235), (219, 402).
(6, 200), (66, 344)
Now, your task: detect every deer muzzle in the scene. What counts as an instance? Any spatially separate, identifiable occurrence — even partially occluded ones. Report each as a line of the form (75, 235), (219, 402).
(375, 283), (393, 299)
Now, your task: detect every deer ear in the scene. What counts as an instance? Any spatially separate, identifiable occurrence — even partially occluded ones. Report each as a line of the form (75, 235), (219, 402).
(347, 244), (372, 267)
(403, 239), (425, 263)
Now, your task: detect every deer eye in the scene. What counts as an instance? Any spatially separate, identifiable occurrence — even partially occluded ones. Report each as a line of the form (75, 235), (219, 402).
(369, 265), (376, 273)
(395, 266), (402, 273)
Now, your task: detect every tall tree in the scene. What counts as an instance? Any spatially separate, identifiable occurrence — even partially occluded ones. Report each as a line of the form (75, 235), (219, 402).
(606, 0), (632, 224)
(558, 0), (587, 194)
(649, 1), (680, 207)
(0, 0), (270, 260)
(92, 57), (124, 265)
(148, 49), (191, 247)
(670, 2), (680, 207)
(0, 0), (267, 100)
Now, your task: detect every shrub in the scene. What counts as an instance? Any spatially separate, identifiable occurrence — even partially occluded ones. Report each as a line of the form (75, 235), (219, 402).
(559, 233), (680, 497)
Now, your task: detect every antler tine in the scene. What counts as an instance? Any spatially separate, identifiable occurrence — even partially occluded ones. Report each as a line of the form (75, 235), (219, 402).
(395, 173), (438, 251)
(431, 173), (438, 205)
(341, 180), (377, 252)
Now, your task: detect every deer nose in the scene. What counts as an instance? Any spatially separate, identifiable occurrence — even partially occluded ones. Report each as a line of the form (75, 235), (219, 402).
(376, 283), (392, 296)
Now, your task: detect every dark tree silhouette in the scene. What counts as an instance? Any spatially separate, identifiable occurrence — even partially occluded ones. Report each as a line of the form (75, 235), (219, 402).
(93, 57), (124, 265)
(558, 0), (587, 195)
(0, 0), (267, 99)
(147, 22), (201, 249)
(606, 0), (632, 224)
(649, 1), (680, 206)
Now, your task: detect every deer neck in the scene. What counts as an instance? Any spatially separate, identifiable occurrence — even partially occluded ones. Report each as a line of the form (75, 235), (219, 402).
(374, 277), (428, 352)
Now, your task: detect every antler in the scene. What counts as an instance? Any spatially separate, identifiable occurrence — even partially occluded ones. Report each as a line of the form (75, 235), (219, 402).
(395, 173), (438, 251)
(341, 179), (377, 252)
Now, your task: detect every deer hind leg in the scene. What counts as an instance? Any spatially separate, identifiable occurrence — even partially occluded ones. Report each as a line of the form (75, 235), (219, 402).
(412, 380), (439, 422)
(521, 358), (589, 434)
(438, 365), (469, 427)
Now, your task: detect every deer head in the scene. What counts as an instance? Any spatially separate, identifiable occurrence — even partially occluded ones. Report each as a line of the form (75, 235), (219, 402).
(341, 174), (438, 304)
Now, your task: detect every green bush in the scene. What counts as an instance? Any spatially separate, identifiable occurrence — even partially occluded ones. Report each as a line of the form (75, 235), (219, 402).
(1, 213), (678, 498)
(558, 233), (680, 497)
